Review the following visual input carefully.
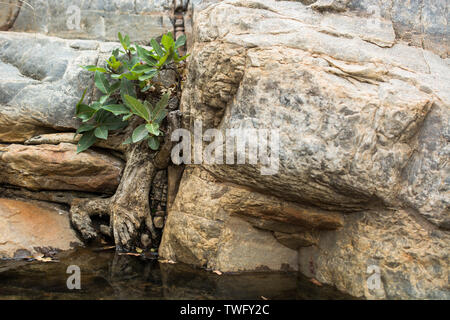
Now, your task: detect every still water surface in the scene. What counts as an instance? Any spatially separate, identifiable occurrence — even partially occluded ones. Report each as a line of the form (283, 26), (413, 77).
(0, 248), (353, 300)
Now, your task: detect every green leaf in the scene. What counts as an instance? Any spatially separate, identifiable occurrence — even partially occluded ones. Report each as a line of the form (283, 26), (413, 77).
(138, 69), (158, 81)
(112, 48), (120, 58)
(123, 73), (139, 81)
(146, 123), (160, 136)
(178, 53), (190, 62)
(174, 34), (186, 49)
(101, 113), (128, 130)
(101, 104), (130, 115)
(123, 113), (133, 121)
(161, 33), (175, 51)
(148, 136), (160, 150)
(94, 126), (108, 140)
(141, 84), (152, 92)
(132, 64), (154, 73)
(99, 95), (109, 105)
(151, 38), (164, 57)
(107, 55), (122, 71)
(76, 88), (87, 108)
(154, 108), (168, 124)
(132, 124), (149, 143)
(76, 123), (96, 134)
(151, 93), (169, 121)
(76, 104), (96, 122)
(136, 45), (158, 66)
(124, 35), (130, 49)
(118, 32), (127, 50)
(124, 94), (149, 121)
(94, 71), (110, 94)
(120, 78), (136, 102)
(108, 81), (121, 94)
(156, 47), (174, 68)
(77, 131), (97, 153)
(82, 65), (108, 73)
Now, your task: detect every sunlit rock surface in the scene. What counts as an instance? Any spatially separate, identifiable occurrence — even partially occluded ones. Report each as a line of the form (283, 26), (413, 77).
(160, 0), (450, 299)
(0, 198), (81, 259)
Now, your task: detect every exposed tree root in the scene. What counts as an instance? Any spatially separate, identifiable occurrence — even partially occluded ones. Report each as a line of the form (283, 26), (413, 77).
(70, 111), (181, 251)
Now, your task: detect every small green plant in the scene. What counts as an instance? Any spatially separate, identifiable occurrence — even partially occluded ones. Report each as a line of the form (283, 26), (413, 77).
(75, 32), (188, 153)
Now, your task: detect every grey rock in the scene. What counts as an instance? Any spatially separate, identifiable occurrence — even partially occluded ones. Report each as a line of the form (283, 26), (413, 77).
(0, 32), (124, 142)
(348, 0), (449, 57)
(10, 0), (173, 42)
(0, 32), (99, 142)
(311, 0), (350, 12)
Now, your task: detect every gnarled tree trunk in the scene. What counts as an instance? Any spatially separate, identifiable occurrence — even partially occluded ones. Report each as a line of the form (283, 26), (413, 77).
(70, 111), (181, 251)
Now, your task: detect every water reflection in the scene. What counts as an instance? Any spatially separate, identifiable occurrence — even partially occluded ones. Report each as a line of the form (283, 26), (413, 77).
(0, 248), (353, 300)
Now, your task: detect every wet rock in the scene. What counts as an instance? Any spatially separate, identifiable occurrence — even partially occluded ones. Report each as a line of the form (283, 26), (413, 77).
(0, 143), (124, 194)
(0, 198), (81, 259)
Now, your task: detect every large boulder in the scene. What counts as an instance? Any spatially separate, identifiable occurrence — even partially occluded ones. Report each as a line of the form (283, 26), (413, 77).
(0, 32), (123, 142)
(0, 143), (124, 194)
(160, 0), (450, 299)
(298, 208), (450, 299)
(5, 0), (172, 42)
(0, 198), (81, 259)
(160, 167), (301, 272)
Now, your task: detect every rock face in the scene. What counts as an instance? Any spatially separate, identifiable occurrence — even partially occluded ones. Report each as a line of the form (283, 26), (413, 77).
(160, 167), (300, 272)
(160, 0), (450, 299)
(0, 143), (124, 194)
(0, 32), (123, 142)
(348, 0), (449, 58)
(0, 198), (81, 259)
(298, 209), (450, 299)
(5, 0), (172, 42)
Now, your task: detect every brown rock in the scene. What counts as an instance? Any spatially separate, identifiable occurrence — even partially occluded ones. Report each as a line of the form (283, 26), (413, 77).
(0, 198), (81, 258)
(160, 167), (316, 272)
(298, 209), (450, 299)
(0, 143), (124, 194)
(24, 132), (127, 153)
